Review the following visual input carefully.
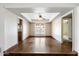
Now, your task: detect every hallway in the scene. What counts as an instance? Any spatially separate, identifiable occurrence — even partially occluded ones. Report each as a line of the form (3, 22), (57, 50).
(4, 36), (77, 56)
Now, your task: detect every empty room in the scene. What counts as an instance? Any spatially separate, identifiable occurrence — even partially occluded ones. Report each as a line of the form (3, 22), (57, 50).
(0, 3), (79, 56)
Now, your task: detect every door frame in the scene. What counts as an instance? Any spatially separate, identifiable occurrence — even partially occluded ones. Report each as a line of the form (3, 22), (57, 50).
(17, 19), (23, 46)
(61, 13), (72, 43)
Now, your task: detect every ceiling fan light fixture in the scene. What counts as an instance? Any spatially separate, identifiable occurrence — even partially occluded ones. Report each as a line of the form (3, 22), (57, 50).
(39, 14), (42, 18)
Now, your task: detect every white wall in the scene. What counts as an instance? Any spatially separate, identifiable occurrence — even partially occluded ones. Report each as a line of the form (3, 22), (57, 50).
(22, 19), (30, 40)
(0, 7), (18, 55)
(4, 9), (30, 50)
(51, 17), (62, 43)
(68, 18), (72, 39)
(4, 9), (18, 51)
(29, 23), (35, 36)
(51, 10), (73, 43)
(72, 7), (79, 55)
(45, 23), (52, 36)
(0, 7), (30, 56)
(0, 7), (5, 55)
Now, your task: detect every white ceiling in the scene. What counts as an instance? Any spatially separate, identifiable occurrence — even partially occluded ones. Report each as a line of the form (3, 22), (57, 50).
(21, 13), (59, 22)
(2, 3), (79, 23)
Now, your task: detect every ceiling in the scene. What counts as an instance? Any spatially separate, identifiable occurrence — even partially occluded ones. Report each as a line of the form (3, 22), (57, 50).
(21, 13), (59, 22)
(63, 13), (72, 18)
(2, 3), (79, 23)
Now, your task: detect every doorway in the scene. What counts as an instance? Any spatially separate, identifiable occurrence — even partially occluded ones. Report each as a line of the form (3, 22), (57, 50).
(18, 19), (23, 47)
(62, 13), (72, 44)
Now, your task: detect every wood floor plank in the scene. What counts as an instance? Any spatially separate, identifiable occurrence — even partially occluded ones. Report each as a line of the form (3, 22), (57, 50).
(4, 36), (78, 56)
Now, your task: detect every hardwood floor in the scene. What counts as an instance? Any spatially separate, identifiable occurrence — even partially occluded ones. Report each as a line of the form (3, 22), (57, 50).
(4, 36), (78, 56)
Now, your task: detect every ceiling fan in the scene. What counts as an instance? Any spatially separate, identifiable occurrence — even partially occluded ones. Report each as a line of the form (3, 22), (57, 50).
(38, 14), (49, 21)
(31, 13), (49, 22)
